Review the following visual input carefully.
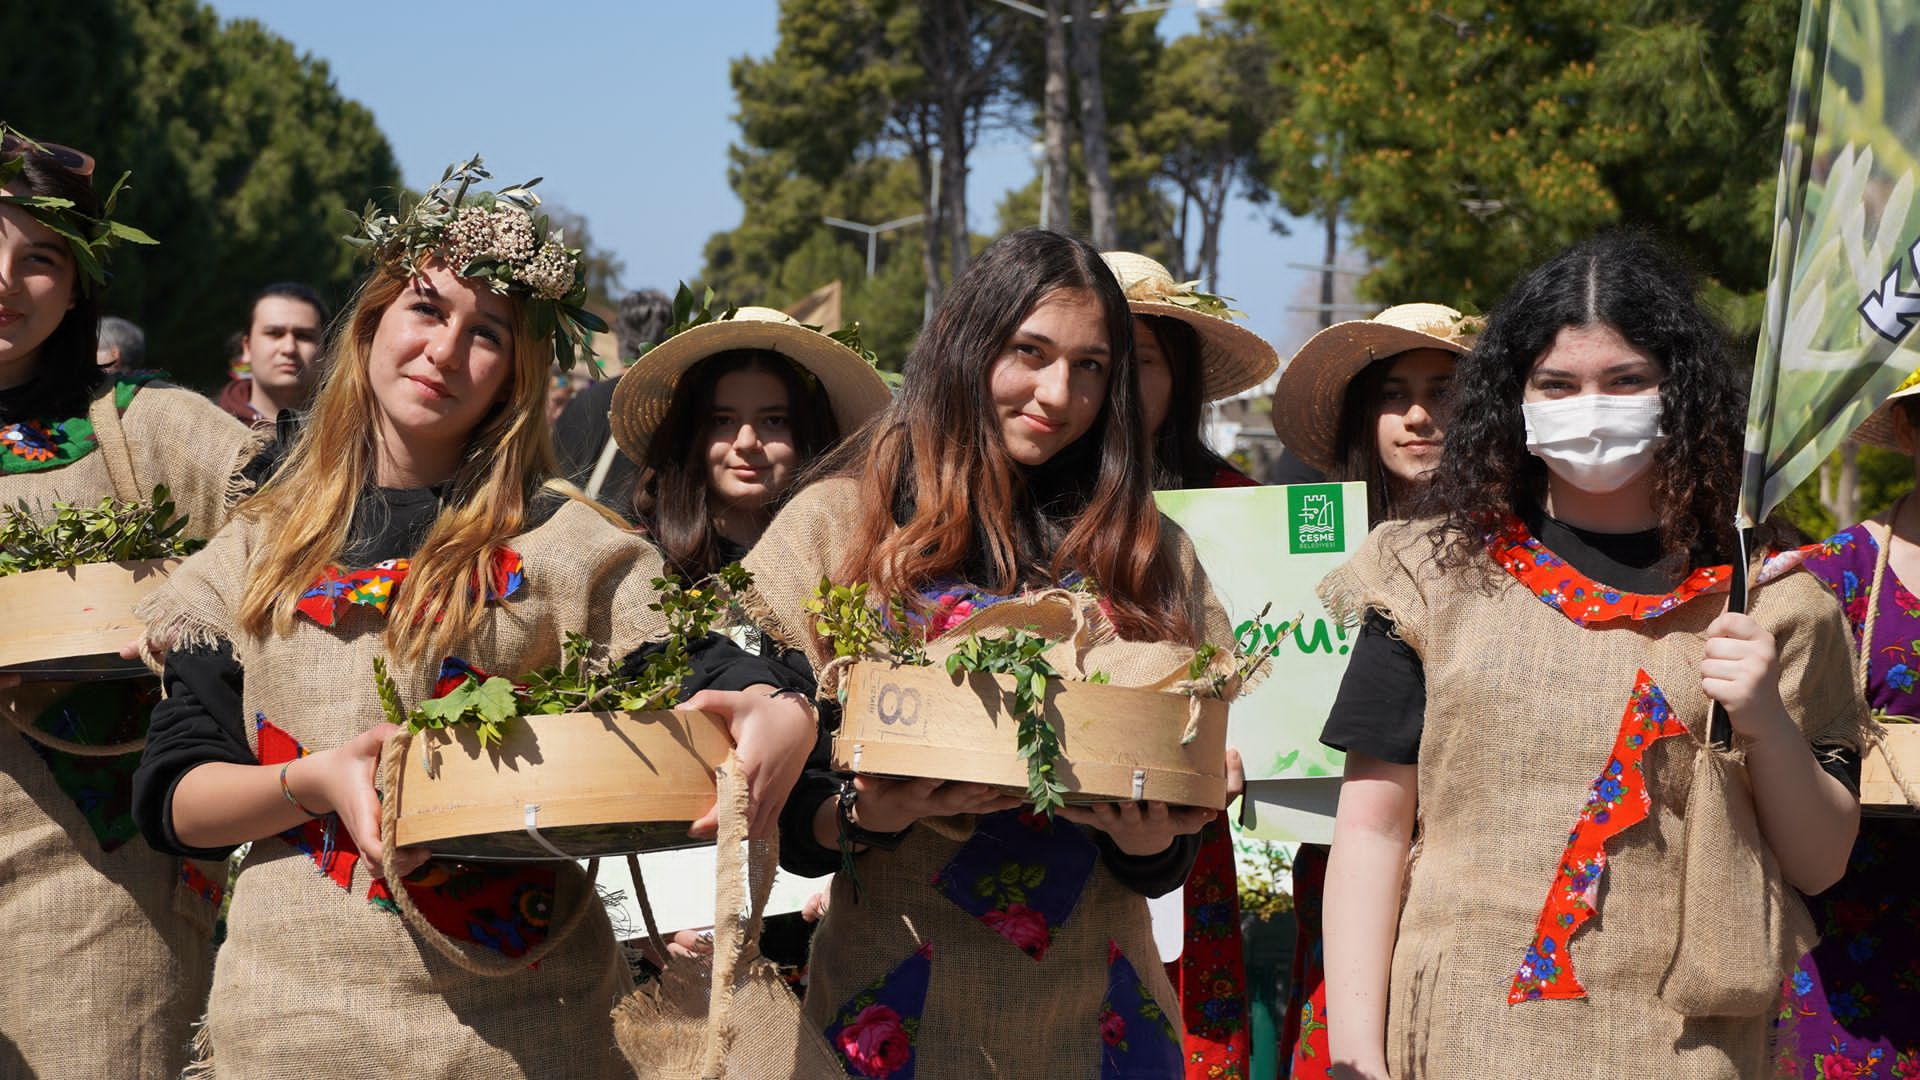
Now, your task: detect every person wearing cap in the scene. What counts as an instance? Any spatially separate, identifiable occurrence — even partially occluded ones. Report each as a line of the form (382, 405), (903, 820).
(1104, 250), (1279, 1079)
(1266, 300), (1478, 1078)
(1773, 375), (1920, 1077)
(1, 128), (256, 1079)
(607, 305), (891, 579)
(1317, 233), (1863, 1079)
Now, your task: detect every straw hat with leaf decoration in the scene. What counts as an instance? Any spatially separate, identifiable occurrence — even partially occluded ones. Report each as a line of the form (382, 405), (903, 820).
(608, 292), (892, 464)
(1101, 252), (1280, 403)
(1271, 303), (1483, 474)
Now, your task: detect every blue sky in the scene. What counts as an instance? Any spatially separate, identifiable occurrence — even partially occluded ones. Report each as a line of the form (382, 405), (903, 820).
(207, 1), (1337, 359)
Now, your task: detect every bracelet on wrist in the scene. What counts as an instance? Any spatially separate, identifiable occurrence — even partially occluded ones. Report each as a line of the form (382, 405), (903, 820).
(279, 760), (326, 818)
(836, 778), (911, 851)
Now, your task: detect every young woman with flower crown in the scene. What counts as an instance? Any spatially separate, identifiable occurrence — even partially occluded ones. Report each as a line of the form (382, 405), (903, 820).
(128, 161), (817, 1077)
(1318, 232), (1865, 1079)
(0, 128), (256, 1079)
(738, 228), (1238, 1079)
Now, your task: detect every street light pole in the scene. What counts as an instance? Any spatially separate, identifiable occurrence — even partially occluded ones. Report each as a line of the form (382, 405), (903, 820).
(823, 214), (927, 278)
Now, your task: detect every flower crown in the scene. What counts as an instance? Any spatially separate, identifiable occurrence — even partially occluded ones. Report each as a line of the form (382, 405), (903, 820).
(347, 155), (607, 372)
(0, 124), (156, 293)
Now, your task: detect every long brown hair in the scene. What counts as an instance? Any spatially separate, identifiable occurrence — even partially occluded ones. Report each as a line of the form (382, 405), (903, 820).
(236, 265), (564, 663)
(634, 349), (839, 579)
(820, 228), (1191, 643)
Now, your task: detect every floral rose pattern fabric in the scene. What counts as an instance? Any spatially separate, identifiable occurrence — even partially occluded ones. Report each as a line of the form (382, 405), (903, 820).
(824, 943), (932, 1079)
(1169, 812), (1249, 1079)
(1774, 527), (1920, 1078)
(1508, 670), (1684, 1003)
(932, 809), (1098, 961)
(253, 713), (556, 960)
(1485, 515), (1731, 626)
(1102, 941), (1183, 1078)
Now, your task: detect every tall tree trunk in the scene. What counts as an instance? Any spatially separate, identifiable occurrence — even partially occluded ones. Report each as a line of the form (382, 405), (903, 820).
(1199, 157), (1235, 290)
(1067, 0), (1115, 249)
(915, 139), (943, 314)
(1042, 0), (1072, 233)
(939, 94), (971, 285)
(1320, 206), (1338, 329)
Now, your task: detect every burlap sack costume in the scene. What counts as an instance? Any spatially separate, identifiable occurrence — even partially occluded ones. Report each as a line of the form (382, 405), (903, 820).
(1320, 520), (1867, 1079)
(738, 477), (1237, 1079)
(1, 377), (253, 1079)
(136, 496), (669, 1078)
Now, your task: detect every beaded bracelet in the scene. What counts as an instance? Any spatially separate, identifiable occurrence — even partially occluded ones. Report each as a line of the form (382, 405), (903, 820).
(279, 760), (326, 818)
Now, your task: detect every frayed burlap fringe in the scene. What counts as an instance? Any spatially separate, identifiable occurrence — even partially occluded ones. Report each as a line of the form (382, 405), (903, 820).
(182, 1017), (214, 1079)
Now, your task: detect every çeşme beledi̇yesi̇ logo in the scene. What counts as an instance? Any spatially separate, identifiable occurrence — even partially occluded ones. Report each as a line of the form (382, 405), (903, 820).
(1287, 483), (1345, 555)
(1860, 236), (1920, 344)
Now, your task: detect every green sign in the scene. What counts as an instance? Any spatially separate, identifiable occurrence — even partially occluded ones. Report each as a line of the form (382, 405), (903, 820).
(1287, 484), (1346, 555)
(1155, 482), (1370, 843)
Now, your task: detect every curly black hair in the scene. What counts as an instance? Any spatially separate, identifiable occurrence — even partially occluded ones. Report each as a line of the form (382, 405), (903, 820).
(1426, 230), (1748, 572)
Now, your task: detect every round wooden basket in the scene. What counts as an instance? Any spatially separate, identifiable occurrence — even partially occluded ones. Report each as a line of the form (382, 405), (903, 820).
(833, 660), (1228, 810)
(0, 559), (177, 679)
(388, 708), (734, 860)
(1863, 724), (1920, 815)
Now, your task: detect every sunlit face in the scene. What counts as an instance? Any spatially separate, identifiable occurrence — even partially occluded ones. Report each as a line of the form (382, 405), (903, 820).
(1373, 349), (1455, 486)
(366, 263), (516, 451)
(1523, 323), (1664, 403)
(1134, 316), (1174, 435)
(704, 367), (800, 518)
(244, 295), (326, 395)
(0, 197), (78, 389)
(988, 288), (1112, 466)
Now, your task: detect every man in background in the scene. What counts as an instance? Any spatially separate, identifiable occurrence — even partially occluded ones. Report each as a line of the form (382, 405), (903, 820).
(96, 316), (144, 374)
(216, 282), (328, 427)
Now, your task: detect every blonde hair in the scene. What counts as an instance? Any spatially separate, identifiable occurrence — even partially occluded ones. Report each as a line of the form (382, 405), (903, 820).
(237, 265), (561, 663)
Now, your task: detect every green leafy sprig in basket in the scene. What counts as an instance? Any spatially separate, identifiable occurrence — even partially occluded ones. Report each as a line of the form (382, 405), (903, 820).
(374, 564), (752, 749)
(0, 485), (202, 576)
(945, 629), (1069, 815)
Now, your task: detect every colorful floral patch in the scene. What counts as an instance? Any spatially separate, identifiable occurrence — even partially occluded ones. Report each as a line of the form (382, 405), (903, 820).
(0, 370), (164, 475)
(252, 713), (555, 959)
(293, 548), (526, 627)
(180, 860), (225, 908)
(23, 680), (157, 849)
(824, 943), (932, 1079)
(932, 809), (1098, 961)
(1101, 941), (1182, 1078)
(1484, 516), (1730, 625)
(1508, 671), (1685, 1003)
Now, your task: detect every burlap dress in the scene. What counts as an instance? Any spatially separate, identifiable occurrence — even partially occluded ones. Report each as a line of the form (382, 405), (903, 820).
(1320, 519), (1868, 1079)
(1, 375), (254, 1079)
(137, 497), (669, 1079)
(741, 477), (1236, 1079)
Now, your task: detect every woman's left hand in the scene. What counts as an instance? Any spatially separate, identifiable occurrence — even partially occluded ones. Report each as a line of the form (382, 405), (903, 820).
(1701, 611), (1794, 741)
(684, 687), (817, 840)
(1056, 799), (1215, 857)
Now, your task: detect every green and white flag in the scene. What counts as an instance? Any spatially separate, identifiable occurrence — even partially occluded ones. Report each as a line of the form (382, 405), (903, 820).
(1740, 0), (1920, 527)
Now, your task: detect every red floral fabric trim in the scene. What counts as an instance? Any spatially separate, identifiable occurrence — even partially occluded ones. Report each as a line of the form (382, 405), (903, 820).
(293, 548), (526, 627)
(1169, 812), (1249, 1079)
(1508, 670), (1684, 1003)
(180, 860), (225, 908)
(1485, 516), (1729, 626)
(252, 713), (553, 959)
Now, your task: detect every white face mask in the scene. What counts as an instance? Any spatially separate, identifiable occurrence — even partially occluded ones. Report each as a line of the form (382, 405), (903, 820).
(1521, 394), (1666, 494)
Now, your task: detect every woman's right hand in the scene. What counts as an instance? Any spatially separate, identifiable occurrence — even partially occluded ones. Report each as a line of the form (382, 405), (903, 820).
(291, 723), (428, 879)
(849, 775), (1023, 834)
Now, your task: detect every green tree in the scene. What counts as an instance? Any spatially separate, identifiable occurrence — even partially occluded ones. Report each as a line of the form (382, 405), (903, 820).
(3, 0), (401, 388)
(1239, 0), (1798, 325)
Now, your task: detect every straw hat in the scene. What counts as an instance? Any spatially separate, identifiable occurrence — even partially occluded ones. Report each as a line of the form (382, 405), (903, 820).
(1101, 252), (1281, 402)
(1852, 367), (1920, 450)
(1270, 303), (1482, 474)
(608, 306), (892, 463)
